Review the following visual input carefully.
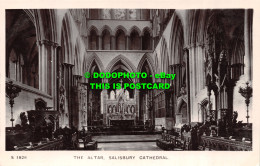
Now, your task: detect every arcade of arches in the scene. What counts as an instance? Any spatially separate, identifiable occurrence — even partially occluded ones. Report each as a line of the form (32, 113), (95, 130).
(6, 9), (253, 145)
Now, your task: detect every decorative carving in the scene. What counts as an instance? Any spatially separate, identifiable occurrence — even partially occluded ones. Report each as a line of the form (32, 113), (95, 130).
(59, 85), (65, 114)
(20, 112), (28, 129)
(35, 98), (47, 111)
(110, 90), (115, 100)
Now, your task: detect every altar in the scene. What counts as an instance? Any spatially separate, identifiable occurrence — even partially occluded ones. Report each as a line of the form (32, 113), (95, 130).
(104, 85), (137, 127)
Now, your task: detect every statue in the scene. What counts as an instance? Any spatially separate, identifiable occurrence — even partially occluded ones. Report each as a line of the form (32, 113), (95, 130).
(108, 106), (112, 114)
(110, 90), (115, 100)
(125, 90), (130, 100)
(112, 106), (116, 113)
(127, 106), (130, 114)
(131, 106), (135, 113)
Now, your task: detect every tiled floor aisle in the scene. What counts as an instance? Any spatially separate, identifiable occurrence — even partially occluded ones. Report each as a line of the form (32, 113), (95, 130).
(93, 134), (161, 142)
(92, 135), (162, 151)
(97, 142), (162, 151)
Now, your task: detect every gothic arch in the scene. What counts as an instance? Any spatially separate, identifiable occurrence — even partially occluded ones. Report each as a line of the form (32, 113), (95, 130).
(34, 9), (58, 43)
(114, 25), (128, 36)
(61, 13), (75, 64)
(177, 97), (187, 114)
(137, 53), (155, 82)
(73, 39), (82, 75)
(141, 26), (152, 36)
(87, 25), (99, 36)
(169, 13), (184, 65)
(105, 55), (137, 73)
(160, 37), (169, 74)
(84, 53), (105, 74)
(129, 26), (142, 36)
(100, 25), (113, 36)
(186, 10), (210, 46)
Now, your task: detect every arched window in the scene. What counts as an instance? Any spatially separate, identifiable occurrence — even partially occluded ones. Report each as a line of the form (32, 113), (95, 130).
(89, 29), (98, 50)
(142, 30), (152, 50)
(130, 30), (140, 50)
(6, 9), (38, 89)
(115, 30), (126, 50)
(102, 29), (111, 50)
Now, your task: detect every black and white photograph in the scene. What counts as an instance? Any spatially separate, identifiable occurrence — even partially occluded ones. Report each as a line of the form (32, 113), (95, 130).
(4, 8), (254, 152)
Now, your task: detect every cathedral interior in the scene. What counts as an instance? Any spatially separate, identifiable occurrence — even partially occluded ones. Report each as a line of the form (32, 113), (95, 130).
(5, 9), (253, 151)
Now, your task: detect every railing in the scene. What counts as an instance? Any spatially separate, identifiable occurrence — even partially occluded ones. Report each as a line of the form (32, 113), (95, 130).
(200, 135), (252, 151)
(15, 138), (63, 151)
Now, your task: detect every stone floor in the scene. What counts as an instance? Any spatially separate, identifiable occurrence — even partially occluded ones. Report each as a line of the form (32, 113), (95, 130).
(93, 134), (161, 143)
(97, 142), (162, 151)
(93, 134), (162, 151)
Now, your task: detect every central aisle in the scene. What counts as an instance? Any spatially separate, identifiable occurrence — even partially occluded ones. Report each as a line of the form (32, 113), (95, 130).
(97, 142), (162, 151)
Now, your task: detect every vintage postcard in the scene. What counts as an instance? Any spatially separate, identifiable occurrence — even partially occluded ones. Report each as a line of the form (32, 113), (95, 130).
(0, 0), (259, 166)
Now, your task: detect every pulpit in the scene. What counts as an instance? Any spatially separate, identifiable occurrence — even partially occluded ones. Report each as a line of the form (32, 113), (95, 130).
(27, 98), (59, 141)
(27, 98), (59, 129)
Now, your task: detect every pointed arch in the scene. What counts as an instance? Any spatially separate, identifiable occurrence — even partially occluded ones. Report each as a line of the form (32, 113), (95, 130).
(100, 25), (113, 36)
(160, 37), (169, 74)
(141, 26), (152, 36)
(169, 12), (184, 65)
(83, 53), (105, 74)
(115, 28), (126, 50)
(61, 13), (74, 64)
(114, 25), (127, 36)
(105, 54), (137, 73)
(73, 38), (83, 75)
(137, 53), (156, 82)
(129, 26), (142, 36)
(34, 9), (58, 43)
(87, 25), (99, 36)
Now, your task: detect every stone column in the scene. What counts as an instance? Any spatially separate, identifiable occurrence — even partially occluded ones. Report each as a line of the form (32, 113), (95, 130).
(140, 36), (143, 50)
(63, 63), (74, 127)
(184, 48), (191, 123)
(126, 35), (129, 50)
(37, 40), (59, 107)
(186, 44), (196, 121)
(135, 89), (140, 124)
(244, 9), (253, 82)
(197, 43), (205, 91)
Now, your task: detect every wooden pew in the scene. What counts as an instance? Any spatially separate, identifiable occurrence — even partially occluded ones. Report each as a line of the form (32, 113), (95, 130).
(84, 134), (98, 150)
(156, 133), (179, 150)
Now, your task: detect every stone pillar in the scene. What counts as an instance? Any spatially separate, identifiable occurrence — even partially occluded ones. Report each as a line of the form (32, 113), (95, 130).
(184, 48), (191, 123)
(63, 63), (74, 127)
(37, 40), (59, 107)
(126, 35), (129, 50)
(186, 44), (196, 121)
(135, 89), (140, 124)
(197, 43), (205, 91)
(244, 9), (253, 82)
(140, 36), (143, 50)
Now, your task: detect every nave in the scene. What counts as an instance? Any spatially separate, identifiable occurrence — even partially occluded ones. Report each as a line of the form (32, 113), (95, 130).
(6, 9), (253, 151)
